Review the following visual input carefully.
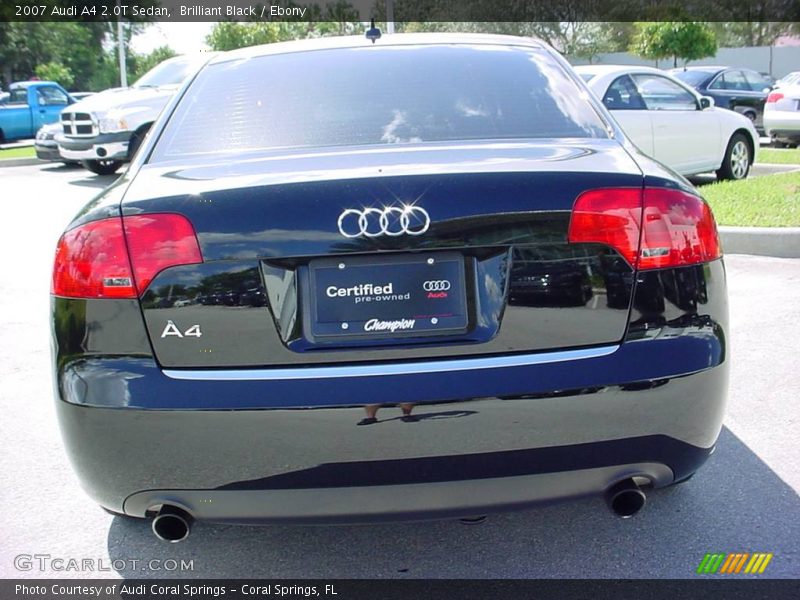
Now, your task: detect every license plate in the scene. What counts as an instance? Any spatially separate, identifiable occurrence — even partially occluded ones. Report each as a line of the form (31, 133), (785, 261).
(307, 252), (468, 341)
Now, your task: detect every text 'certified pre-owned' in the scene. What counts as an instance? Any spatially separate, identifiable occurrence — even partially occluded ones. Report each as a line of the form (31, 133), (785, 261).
(337, 204), (430, 238)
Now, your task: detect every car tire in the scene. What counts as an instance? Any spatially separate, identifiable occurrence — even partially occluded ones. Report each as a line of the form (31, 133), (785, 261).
(716, 133), (751, 181)
(82, 159), (123, 176)
(128, 124), (151, 160)
(128, 133), (143, 160)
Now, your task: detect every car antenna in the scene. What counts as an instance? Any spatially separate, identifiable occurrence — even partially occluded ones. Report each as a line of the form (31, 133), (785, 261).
(365, 19), (382, 43)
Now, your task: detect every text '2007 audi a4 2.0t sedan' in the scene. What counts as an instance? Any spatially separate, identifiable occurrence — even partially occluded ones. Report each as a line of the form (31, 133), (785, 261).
(51, 33), (728, 542)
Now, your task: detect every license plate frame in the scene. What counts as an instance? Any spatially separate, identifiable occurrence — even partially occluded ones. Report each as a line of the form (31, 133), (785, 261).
(305, 251), (469, 342)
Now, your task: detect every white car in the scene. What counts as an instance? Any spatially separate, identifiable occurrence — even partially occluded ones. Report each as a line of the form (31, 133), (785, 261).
(764, 86), (800, 147)
(774, 71), (800, 89)
(576, 65), (758, 180)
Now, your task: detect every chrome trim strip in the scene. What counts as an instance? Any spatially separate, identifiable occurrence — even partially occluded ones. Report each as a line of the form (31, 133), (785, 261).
(163, 345), (619, 381)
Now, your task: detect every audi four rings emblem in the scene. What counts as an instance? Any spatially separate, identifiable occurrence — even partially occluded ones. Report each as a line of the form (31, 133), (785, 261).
(337, 205), (431, 238)
(423, 280), (451, 292)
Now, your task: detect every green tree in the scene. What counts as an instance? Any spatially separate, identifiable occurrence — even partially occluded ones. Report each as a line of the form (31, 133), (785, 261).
(598, 22), (638, 53)
(711, 22), (800, 47)
(205, 16), (362, 52)
(0, 21), (136, 91)
(132, 46), (178, 81)
(630, 21), (717, 68)
(390, 21), (630, 62)
(34, 61), (74, 87)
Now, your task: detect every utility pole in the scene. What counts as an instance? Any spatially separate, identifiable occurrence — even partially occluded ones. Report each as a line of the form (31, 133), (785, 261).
(385, 0), (394, 34)
(117, 0), (127, 87)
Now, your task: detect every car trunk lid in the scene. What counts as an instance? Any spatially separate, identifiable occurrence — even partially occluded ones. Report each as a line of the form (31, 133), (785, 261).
(122, 140), (644, 368)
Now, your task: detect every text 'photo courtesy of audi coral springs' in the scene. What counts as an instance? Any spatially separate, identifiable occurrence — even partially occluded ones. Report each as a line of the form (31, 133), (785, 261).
(50, 33), (729, 542)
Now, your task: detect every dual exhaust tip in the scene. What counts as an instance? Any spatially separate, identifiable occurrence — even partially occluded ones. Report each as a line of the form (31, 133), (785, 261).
(605, 478), (647, 518)
(149, 478), (646, 541)
(152, 505), (193, 543)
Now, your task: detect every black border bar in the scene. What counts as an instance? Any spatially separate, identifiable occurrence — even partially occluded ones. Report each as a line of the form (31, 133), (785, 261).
(2, 1), (799, 23)
(4, 579), (800, 600)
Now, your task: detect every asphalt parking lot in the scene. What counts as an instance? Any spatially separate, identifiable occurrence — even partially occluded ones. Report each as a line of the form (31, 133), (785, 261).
(0, 162), (798, 579)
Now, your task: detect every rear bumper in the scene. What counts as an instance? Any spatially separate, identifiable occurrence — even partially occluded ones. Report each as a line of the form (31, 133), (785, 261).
(55, 345), (727, 521)
(764, 112), (800, 138)
(124, 462), (677, 524)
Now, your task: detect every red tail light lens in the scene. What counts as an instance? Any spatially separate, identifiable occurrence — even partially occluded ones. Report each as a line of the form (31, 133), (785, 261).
(52, 217), (136, 298)
(568, 187), (721, 270)
(123, 214), (203, 293)
(567, 188), (643, 268)
(767, 92), (784, 103)
(639, 188), (721, 269)
(52, 214), (202, 299)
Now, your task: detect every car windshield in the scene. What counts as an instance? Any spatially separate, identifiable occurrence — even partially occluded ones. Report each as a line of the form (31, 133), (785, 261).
(133, 57), (198, 88)
(671, 70), (715, 87)
(779, 72), (800, 86)
(152, 44), (608, 161)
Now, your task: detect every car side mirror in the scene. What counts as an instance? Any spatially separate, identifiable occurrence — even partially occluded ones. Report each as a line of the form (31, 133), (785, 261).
(699, 96), (714, 110)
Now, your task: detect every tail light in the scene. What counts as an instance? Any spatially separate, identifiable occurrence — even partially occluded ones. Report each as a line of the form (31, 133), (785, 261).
(766, 92), (784, 103)
(568, 187), (721, 270)
(52, 214), (202, 299)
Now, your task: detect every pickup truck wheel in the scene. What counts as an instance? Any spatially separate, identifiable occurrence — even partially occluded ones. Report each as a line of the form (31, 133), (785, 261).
(128, 124), (151, 160)
(82, 159), (122, 176)
(716, 133), (751, 181)
(128, 132), (143, 160)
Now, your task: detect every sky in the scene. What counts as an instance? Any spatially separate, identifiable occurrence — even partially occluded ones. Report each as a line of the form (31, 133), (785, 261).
(131, 22), (215, 55)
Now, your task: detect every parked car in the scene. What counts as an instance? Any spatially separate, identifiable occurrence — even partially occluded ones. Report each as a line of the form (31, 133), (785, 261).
(577, 65), (758, 180)
(759, 72), (777, 88)
(764, 86), (800, 147)
(0, 81), (74, 142)
(774, 71), (800, 89)
(35, 122), (76, 163)
(51, 33), (728, 541)
(56, 54), (211, 175)
(35, 93), (95, 163)
(0, 91), (9, 105)
(670, 66), (771, 131)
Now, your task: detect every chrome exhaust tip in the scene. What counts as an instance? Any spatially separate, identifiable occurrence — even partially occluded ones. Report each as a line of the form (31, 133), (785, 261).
(152, 505), (193, 543)
(605, 478), (646, 518)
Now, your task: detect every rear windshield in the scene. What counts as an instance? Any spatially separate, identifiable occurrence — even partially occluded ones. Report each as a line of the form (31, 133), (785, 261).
(671, 70), (715, 87)
(134, 56), (198, 89)
(151, 44), (608, 161)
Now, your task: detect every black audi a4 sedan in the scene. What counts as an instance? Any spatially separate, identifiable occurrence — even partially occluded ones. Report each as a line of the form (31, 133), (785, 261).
(51, 34), (728, 542)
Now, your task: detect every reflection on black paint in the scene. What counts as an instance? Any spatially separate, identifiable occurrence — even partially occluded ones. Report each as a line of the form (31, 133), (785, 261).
(508, 246), (634, 309)
(628, 263), (721, 343)
(142, 266), (266, 309)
